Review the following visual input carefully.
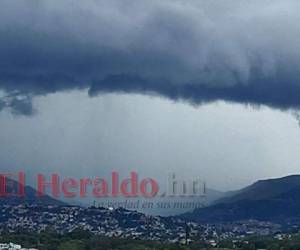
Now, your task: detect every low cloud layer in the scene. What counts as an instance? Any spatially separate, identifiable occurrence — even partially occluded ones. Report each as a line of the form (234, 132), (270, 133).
(1, 0), (300, 114)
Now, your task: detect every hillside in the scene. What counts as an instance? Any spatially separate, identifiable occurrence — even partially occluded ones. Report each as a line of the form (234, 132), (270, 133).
(0, 178), (65, 206)
(183, 175), (300, 223)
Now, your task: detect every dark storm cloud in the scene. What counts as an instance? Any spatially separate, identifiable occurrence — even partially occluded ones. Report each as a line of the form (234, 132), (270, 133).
(0, 0), (300, 114)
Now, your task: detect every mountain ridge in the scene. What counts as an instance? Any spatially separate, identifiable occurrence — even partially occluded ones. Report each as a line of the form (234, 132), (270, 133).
(0, 178), (66, 206)
(182, 175), (300, 223)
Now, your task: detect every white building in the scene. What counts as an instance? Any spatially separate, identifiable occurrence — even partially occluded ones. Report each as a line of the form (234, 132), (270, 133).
(0, 242), (38, 250)
(0, 242), (21, 250)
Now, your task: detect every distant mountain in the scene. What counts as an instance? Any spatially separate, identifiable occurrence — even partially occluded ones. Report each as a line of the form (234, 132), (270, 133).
(216, 175), (300, 204)
(131, 188), (226, 216)
(0, 178), (66, 206)
(206, 188), (226, 204)
(182, 175), (300, 223)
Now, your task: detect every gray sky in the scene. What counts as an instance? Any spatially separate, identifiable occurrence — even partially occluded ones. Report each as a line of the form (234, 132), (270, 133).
(1, 91), (300, 192)
(1, 0), (300, 196)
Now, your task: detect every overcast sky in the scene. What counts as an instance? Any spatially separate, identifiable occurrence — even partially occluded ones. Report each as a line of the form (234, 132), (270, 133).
(1, 91), (300, 192)
(1, 0), (300, 194)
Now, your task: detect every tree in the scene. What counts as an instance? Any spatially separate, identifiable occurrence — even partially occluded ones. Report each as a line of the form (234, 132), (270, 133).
(58, 240), (85, 250)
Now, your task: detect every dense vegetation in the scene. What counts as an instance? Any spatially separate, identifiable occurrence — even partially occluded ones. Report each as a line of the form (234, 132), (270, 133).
(0, 229), (202, 250)
(3, 230), (300, 249)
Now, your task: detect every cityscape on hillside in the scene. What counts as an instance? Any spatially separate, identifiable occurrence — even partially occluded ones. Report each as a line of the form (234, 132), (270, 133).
(2, 175), (300, 249)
